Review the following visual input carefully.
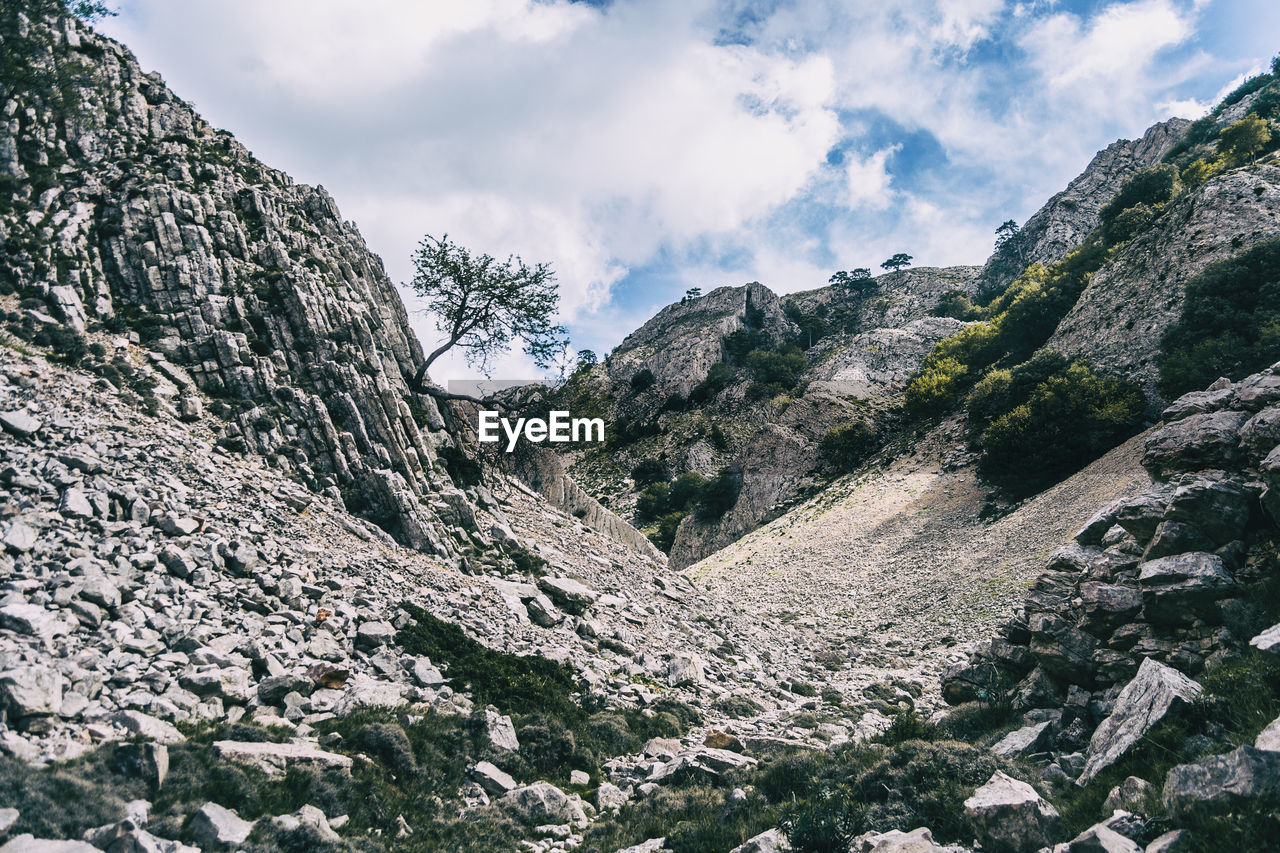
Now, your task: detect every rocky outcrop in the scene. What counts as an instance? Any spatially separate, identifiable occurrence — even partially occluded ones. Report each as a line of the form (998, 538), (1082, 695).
(975, 119), (1191, 296)
(783, 266), (982, 332)
(805, 317), (972, 398)
(1047, 163), (1280, 405)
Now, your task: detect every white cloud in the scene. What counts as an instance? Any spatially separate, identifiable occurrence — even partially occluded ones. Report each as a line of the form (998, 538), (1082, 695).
(844, 146), (899, 210)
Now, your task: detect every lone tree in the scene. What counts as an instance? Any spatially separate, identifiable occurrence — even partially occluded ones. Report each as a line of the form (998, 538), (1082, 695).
(994, 219), (1020, 250)
(407, 234), (567, 400)
(881, 253), (913, 272)
(683, 287), (702, 302)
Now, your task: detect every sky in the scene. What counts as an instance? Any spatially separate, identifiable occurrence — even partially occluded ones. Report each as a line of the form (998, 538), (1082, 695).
(98, 0), (1279, 385)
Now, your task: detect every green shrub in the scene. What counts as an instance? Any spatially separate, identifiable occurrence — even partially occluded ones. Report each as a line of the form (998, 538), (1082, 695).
(350, 723), (418, 778)
(819, 420), (878, 472)
(631, 458), (669, 487)
(931, 290), (981, 321)
(630, 368), (656, 392)
(396, 604), (581, 719)
(745, 346), (807, 388)
(1158, 239), (1280, 399)
(689, 362), (736, 403)
(1098, 164), (1178, 244)
(977, 361), (1144, 497)
(668, 472), (708, 511)
(635, 482), (670, 523)
(508, 545), (547, 577)
(649, 511), (687, 552)
(696, 467), (740, 521)
(712, 695), (765, 719)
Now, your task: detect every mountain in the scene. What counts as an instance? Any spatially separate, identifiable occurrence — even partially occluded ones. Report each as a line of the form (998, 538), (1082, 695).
(4, 2), (1280, 851)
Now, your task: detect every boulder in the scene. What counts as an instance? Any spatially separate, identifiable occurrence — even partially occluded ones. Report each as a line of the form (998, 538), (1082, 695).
(1102, 776), (1154, 814)
(595, 782), (630, 811)
(525, 594), (562, 627)
(1114, 487), (1175, 543)
(0, 667), (63, 720)
(470, 761), (517, 795)
(1136, 553), (1236, 624)
(189, 803), (255, 848)
(355, 621), (395, 647)
(729, 828), (793, 852)
(270, 805), (341, 842)
(1079, 659), (1201, 785)
(1, 522), (37, 554)
(1059, 821), (1143, 852)
(501, 782), (586, 826)
(0, 410), (42, 438)
(1239, 405), (1280, 461)
(112, 742), (168, 787)
(666, 653), (706, 686)
(0, 809), (17, 834)
(1164, 475), (1254, 546)
(58, 489), (94, 519)
(0, 604), (69, 640)
(212, 740), (352, 776)
(851, 827), (966, 852)
(1255, 714), (1280, 752)
(1163, 745), (1280, 816)
(0, 837), (98, 852)
(1142, 410), (1249, 477)
(1141, 521), (1213, 561)
(1029, 614), (1097, 682)
(482, 707), (520, 752)
(537, 576), (599, 614)
(963, 771), (1060, 853)
(1233, 371), (1280, 411)
(1161, 388), (1234, 422)
(1144, 830), (1186, 853)
(113, 711), (185, 745)
(991, 721), (1054, 758)
(1249, 622), (1280, 655)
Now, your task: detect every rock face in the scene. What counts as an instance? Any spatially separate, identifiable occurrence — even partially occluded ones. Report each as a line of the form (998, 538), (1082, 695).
(803, 317), (972, 399)
(1048, 162), (1280, 405)
(1078, 658), (1201, 784)
(1162, 746), (1280, 816)
(975, 119), (1190, 296)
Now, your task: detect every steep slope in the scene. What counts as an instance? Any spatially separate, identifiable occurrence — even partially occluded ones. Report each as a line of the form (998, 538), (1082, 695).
(975, 118), (1190, 296)
(0, 1), (649, 563)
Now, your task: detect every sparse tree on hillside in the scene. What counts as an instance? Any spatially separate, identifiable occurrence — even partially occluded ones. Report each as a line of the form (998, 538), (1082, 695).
(881, 253), (913, 272)
(1219, 115), (1272, 162)
(829, 268), (875, 294)
(577, 349), (597, 368)
(406, 234), (567, 401)
(685, 287), (702, 301)
(994, 220), (1020, 250)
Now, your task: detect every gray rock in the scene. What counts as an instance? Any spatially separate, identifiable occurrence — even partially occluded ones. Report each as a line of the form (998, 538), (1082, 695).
(1079, 659), (1200, 785)
(113, 711), (185, 745)
(1163, 745), (1280, 816)
(0, 667), (63, 720)
(963, 770), (1060, 853)
(471, 760), (517, 795)
(484, 708), (520, 751)
(1142, 411), (1249, 477)
(58, 489), (93, 519)
(1234, 371), (1280, 411)
(525, 594), (562, 627)
(0, 411), (42, 438)
(501, 782), (587, 826)
(113, 742), (168, 787)
(0, 604), (68, 639)
(1, 522), (37, 554)
(666, 653), (706, 686)
(258, 673), (314, 704)
(1103, 777), (1154, 814)
(0, 836), (99, 852)
(411, 657), (444, 687)
(569, 769), (590, 786)
(190, 803), (255, 848)
(1164, 475), (1254, 546)
(991, 721), (1054, 758)
(1249, 622), (1280, 654)
(1255, 714), (1280, 751)
(729, 828), (793, 852)
(213, 740), (353, 776)
(1137, 552), (1236, 624)
(1161, 388), (1235, 422)
(158, 545), (196, 579)
(269, 805), (340, 842)
(595, 782), (630, 811)
(1061, 821), (1143, 852)
(1144, 830), (1186, 853)
(850, 827), (965, 851)
(0, 808), (17, 834)
(537, 576), (600, 614)
(355, 621), (395, 647)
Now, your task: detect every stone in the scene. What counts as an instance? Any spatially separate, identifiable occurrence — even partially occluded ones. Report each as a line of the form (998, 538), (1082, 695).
(158, 545), (196, 578)
(58, 489), (93, 519)
(355, 621), (395, 647)
(1079, 659), (1201, 785)
(963, 770), (1060, 853)
(0, 837), (99, 852)
(1141, 522), (1213, 561)
(595, 782), (630, 811)
(569, 769), (590, 786)
(213, 740), (353, 776)
(537, 576), (599, 613)
(189, 803), (255, 848)
(270, 805), (341, 842)
(1, 522), (37, 553)
(1144, 830), (1186, 853)
(851, 827), (964, 852)
(991, 720), (1053, 758)
(113, 742), (168, 787)
(1142, 410), (1249, 477)
(1102, 776), (1154, 814)
(411, 657), (444, 686)
(642, 737), (681, 758)
(1239, 404), (1280, 461)
(1161, 388), (1234, 422)
(729, 828), (793, 852)
(1113, 486), (1175, 543)
(666, 653), (706, 686)
(1249, 622), (1280, 654)
(1255, 714), (1280, 751)
(0, 410), (42, 438)
(525, 594), (562, 627)
(0, 605), (67, 640)
(113, 711), (185, 745)
(1061, 821), (1143, 852)
(501, 782), (587, 826)
(1234, 372), (1280, 411)
(258, 673), (314, 704)
(1163, 746), (1280, 816)
(471, 760), (517, 795)
(0, 808), (17, 834)
(1164, 475), (1254, 546)
(0, 667), (63, 720)
(1137, 553), (1236, 624)
(485, 708), (520, 751)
